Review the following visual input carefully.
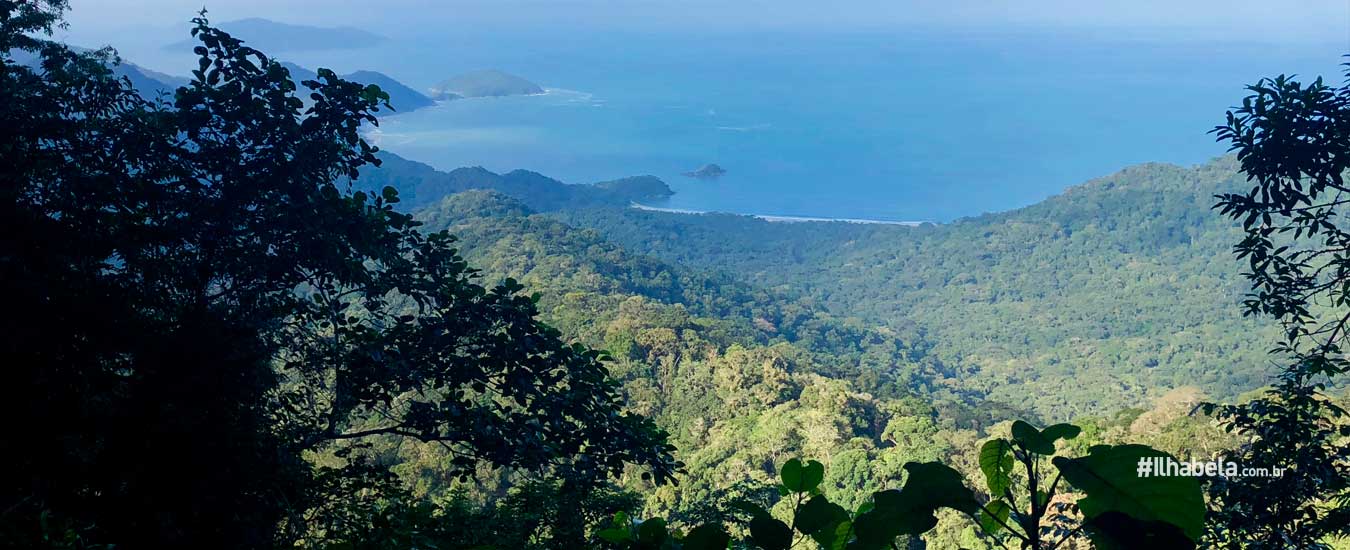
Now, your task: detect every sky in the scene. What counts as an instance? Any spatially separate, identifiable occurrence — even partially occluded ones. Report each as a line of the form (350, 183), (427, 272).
(58, 0), (1350, 43)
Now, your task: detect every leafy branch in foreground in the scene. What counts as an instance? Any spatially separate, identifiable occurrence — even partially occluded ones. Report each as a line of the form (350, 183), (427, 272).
(601, 421), (1203, 549)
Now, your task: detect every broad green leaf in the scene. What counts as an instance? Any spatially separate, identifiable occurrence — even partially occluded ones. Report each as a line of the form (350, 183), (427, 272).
(781, 458), (803, 492)
(780, 458), (825, 493)
(978, 500), (1012, 535)
(730, 500), (770, 519)
(598, 511), (633, 543)
(638, 518), (667, 546)
(796, 494), (848, 536)
(1052, 444), (1204, 541)
(801, 460), (825, 492)
(815, 519), (851, 550)
(749, 515), (793, 550)
(1082, 511), (1195, 550)
(1011, 420), (1055, 455)
(899, 462), (979, 515)
(597, 527), (632, 543)
(854, 461), (979, 546)
(852, 491), (932, 549)
(682, 524), (731, 550)
(979, 438), (1015, 495)
(1041, 423), (1082, 445)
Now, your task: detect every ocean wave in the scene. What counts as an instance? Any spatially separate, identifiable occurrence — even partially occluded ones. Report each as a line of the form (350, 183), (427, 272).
(630, 203), (926, 225)
(541, 87), (605, 107)
(362, 128), (419, 147)
(423, 88), (583, 105)
(364, 126), (541, 146)
(715, 123), (772, 132)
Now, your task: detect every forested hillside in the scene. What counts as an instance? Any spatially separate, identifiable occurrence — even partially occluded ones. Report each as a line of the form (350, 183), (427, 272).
(367, 152), (1344, 548)
(8, 3), (1347, 548)
(414, 190), (955, 406)
(395, 189), (1236, 547)
(341, 141), (1316, 548)
(548, 158), (1278, 416)
(363, 150), (1276, 417)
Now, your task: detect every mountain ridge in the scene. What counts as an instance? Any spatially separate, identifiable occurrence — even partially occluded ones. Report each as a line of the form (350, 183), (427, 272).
(8, 46), (186, 99)
(280, 62), (434, 113)
(359, 152), (674, 211)
(164, 18), (385, 52)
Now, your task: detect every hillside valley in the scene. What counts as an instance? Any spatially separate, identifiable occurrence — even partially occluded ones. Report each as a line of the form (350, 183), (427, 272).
(11, 7), (1350, 547)
(369, 152), (1278, 418)
(346, 151), (1293, 545)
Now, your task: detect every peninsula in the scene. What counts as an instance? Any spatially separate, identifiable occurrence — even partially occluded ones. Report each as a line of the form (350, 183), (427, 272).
(429, 70), (544, 100)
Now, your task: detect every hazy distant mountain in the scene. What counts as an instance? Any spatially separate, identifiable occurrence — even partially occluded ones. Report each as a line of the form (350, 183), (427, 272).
(429, 70), (543, 99)
(117, 64), (187, 99)
(165, 18), (385, 52)
(279, 61), (318, 83)
(279, 63), (432, 113)
(8, 47), (185, 99)
(357, 152), (673, 211)
(119, 64), (188, 98)
(343, 70), (434, 112)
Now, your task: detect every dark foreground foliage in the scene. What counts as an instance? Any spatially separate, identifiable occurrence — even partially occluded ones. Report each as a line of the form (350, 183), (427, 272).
(0, 3), (674, 547)
(603, 421), (1203, 550)
(1201, 66), (1350, 548)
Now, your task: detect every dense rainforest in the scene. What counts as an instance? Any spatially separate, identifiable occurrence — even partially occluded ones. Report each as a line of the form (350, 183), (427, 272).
(3, 1), (1348, 549)
(389, 153), (1278, 418)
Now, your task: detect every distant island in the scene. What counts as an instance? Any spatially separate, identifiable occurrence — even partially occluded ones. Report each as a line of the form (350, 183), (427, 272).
(165, 18), (385, 52)
(429, 70), (544, 100)
(682, 163), (726, 179)
(276, 62), (434, 113)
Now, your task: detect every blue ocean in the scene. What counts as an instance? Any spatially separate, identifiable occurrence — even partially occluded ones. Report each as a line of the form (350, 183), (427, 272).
(129, 27), (1342, 222)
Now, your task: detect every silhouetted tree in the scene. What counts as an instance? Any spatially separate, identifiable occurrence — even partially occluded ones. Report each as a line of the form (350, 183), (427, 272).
(1204, 66), (1350, 548)
(0, 3), (676, 547)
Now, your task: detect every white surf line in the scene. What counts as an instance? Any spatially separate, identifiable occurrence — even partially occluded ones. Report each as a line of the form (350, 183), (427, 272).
(630, 203), (927, 226)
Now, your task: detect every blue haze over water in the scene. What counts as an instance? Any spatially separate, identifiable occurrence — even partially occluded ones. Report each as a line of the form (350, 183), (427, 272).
(133, 27), (1344, 222)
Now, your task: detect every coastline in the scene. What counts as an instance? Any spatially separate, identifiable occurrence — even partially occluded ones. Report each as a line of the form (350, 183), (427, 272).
(630, 203), (928, 226)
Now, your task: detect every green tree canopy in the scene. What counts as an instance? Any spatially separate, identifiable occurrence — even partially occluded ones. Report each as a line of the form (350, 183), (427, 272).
(0, 4), (675, 547)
